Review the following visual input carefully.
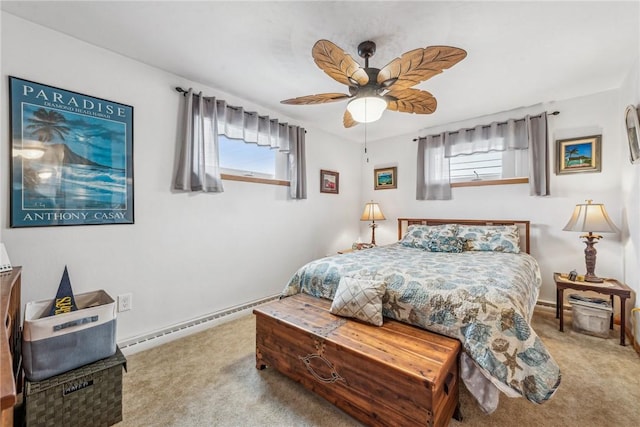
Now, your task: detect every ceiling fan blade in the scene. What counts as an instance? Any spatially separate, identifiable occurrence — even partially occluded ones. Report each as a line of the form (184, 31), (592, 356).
(343, 110), (358, 128)
(377, 46), (467, 89)
(281, 93), (351, 105)
(386, 88), (437, 114)
(313, 40), (369, 87)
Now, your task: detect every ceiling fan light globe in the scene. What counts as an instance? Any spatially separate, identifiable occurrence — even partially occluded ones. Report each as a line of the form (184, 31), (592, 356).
(347, 96), (387, 123)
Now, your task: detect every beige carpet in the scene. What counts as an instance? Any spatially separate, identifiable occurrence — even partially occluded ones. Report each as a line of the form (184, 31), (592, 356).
(117, 306), (640, 427)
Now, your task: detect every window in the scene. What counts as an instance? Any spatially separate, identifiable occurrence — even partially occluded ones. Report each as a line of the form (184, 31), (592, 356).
(218, 135), (288, 182)
(449, 149), (529, 185)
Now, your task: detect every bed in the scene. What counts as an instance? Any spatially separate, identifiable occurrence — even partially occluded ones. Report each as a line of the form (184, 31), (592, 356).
(280, 218), (561, 414)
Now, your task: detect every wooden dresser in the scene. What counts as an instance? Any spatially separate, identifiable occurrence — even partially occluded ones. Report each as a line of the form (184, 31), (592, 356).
(1, 267), (22, 427)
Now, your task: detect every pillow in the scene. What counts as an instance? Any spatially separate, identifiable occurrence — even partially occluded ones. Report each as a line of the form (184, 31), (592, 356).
(426, 236), (466, 253)
(457, 224), (521, 253)
(330, 277), (386, 326)
(399, 224), (459, 250)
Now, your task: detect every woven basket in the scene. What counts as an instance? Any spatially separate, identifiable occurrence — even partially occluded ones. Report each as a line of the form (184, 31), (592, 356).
(25, 347), (126, 427)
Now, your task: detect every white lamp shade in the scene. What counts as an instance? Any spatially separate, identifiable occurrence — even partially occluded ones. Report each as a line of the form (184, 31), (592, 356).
(563, 201), (619, 233)
(360, 202), (386, 221)
(347, 96), (387, 123)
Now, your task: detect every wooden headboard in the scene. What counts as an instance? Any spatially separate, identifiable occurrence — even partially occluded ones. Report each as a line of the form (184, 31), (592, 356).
(397, 218), (531, 254)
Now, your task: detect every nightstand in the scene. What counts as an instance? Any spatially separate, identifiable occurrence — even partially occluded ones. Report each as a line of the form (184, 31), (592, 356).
(338, 243), (376, 254)
(553, 272), (632, 345)
(338, 244), (374, 254)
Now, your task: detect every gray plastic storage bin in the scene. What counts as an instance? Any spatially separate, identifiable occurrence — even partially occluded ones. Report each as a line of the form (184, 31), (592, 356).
(569, 294), (612, 338)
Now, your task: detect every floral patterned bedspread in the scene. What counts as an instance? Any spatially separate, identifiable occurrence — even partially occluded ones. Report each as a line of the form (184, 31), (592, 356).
(282, 243), (561, 405)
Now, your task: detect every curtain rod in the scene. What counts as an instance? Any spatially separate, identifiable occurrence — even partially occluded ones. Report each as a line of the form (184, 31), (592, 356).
(176, 86), (211, 97)
(176, 86), (244, 111)
(412, 111), (559, 141)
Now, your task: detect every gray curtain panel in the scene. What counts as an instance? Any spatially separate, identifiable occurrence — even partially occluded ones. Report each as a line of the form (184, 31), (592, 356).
(416, 134), (452, 200)
(174, 89), (224, 193)
(288, 127), (307, 199)
(527, 112), (550, 196)
(174, 88), (307, 198)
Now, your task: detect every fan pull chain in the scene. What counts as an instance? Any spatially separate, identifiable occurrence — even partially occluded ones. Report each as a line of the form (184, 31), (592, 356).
(364, 122), (369, 163)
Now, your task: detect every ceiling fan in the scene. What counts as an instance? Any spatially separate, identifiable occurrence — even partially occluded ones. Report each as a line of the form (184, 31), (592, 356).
(281, 39), (467, 128)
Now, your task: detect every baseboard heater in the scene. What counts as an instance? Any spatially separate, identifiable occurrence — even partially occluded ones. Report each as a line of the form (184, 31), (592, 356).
(118, 296), (561, 354)
(118, 294), (279, 354)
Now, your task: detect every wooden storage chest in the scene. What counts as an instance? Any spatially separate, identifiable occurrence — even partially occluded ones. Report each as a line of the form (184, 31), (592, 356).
(254, 293), (461, 427)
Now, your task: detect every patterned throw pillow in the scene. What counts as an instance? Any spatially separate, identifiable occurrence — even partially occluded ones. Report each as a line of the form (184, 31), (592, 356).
(329, 277), (386, 326)
(457, 225), (521, 253)
(426, 236), (466, 253)
(399, 224), (460, 250)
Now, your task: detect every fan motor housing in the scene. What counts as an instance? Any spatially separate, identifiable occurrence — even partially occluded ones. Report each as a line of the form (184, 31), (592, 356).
(357, 41), (376, 59)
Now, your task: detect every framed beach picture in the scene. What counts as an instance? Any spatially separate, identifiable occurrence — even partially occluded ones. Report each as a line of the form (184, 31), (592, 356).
(9, 77), (134, 227)
(555, 135), (601, 175)
(374, 166), (397, 190)
(320, 169), (339, 194)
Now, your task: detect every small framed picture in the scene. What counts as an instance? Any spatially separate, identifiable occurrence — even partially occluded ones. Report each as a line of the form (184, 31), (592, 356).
(556, 135), (602, 175)
(374, 166), (397, 190)
(320, 169), (339, 194)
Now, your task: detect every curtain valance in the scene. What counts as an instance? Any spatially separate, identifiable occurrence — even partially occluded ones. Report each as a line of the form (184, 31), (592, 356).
(214, 99), (300, 152)
(444, 119), (529, 157)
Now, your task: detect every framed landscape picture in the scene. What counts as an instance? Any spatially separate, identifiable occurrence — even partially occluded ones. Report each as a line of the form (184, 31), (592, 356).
(555, 135), (601, 175)
(9, 76), (134, 227)
(374, 166), (397, 190)
(320, 169), (339, 194)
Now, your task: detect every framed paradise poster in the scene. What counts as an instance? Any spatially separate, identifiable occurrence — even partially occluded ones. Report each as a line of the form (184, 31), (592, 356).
(9, 77), (134, 227)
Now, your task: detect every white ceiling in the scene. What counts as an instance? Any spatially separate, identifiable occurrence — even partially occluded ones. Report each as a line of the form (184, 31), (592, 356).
(2, 1), (639, 142)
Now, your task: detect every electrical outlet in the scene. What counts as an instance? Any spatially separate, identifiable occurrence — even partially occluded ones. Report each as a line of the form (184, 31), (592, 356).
(118, 293), (132, 312)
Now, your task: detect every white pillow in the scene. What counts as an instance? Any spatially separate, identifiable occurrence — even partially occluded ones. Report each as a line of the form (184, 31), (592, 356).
(330, 277), (386, 326)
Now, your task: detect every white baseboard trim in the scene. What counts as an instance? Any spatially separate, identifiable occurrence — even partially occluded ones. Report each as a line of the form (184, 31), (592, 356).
(536, 298), (557, 309)
(118, 294), (279, 356)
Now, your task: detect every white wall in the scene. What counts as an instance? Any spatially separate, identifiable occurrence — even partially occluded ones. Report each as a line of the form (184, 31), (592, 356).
(360, 91), (627, 304)
(1, 13), (362, 342)
(619, 57), (640, 344)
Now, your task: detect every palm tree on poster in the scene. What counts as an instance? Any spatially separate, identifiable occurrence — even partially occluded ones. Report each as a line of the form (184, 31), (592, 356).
(565, 147), (580, 166)
(24, 108), (70, 143)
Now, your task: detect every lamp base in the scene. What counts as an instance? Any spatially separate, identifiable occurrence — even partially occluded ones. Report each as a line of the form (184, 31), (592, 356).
(369, 222), (378, 246)
(582, 234), (603, 283)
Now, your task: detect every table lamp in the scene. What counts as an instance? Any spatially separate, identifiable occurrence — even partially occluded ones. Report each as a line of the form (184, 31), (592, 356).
(563, 200), (619, 282)
(360, 202), (385, 245)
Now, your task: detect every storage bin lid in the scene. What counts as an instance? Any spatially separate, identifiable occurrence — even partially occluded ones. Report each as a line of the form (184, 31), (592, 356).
(569, 294), (612, 311)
